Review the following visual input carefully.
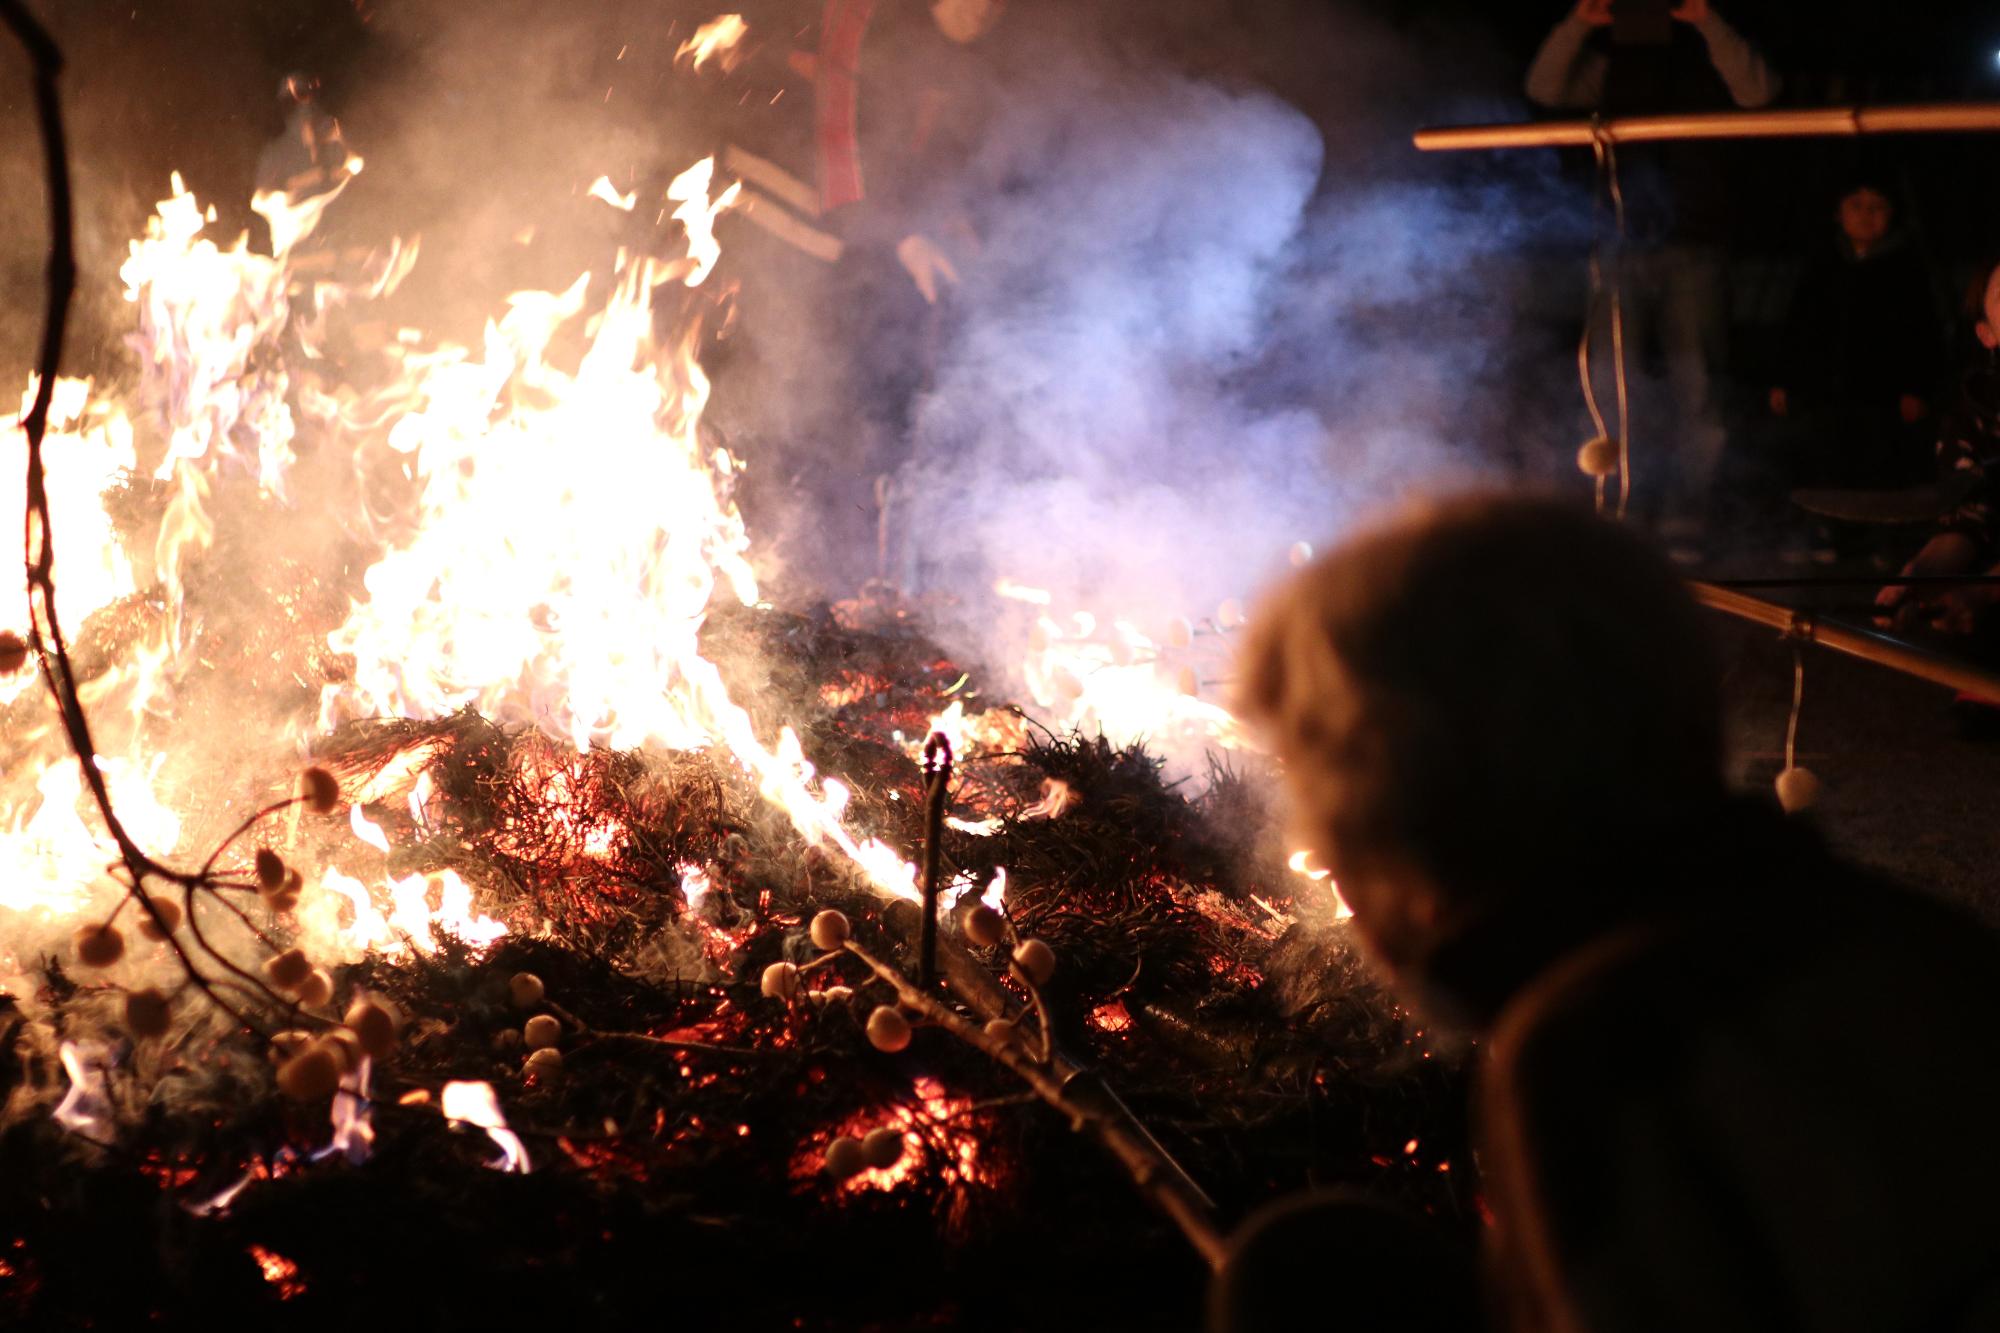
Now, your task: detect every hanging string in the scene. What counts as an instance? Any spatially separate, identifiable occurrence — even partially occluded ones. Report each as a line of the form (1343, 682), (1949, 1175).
(1783, 642), (1804, 773)
(1578, 124), (1635, 519)
(1602, 134), (1633, 520)
(1577, 125), (1612, 514)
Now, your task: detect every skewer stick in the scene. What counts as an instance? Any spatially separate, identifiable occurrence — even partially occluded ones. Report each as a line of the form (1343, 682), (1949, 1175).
(918, 732), (952, 987)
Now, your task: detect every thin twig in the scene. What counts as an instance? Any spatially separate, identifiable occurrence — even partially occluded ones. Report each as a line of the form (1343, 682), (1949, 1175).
(841, 939), (1227, 1269)
(571, 1031), (770, 1060)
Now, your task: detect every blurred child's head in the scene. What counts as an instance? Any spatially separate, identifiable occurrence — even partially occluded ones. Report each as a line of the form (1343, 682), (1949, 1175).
(1838, 184), (1894, 256)
(1236, 495), (1721, 995)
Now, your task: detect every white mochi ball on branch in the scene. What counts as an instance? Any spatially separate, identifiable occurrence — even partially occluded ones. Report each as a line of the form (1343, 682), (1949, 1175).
(866, 1006), (912, 1053)
(508, 972), (546, 1008)
(862, 1127), (905, 1169)
(760, 962), (800, 1000)
(824, 1136), (867, 1180)
(809, 910), (851, 952)
(963, 904), (1006, 948)
(73, 923), (124, 968)
(1011, 939), (1056, 987)
(133, 895), (182, 941)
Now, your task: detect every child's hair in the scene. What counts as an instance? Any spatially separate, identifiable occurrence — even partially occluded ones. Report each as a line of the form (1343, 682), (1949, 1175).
(1236, 493), (1721, 907)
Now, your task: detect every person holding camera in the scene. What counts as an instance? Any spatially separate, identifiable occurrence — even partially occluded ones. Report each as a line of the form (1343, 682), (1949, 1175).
(1527, 0), (1779, 562)
(1527, 0), (1779, 116)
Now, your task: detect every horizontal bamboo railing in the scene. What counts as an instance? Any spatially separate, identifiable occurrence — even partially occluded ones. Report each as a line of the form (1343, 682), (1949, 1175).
(1415, 102), (2000, 152)
(1690, 582), (2000, 702)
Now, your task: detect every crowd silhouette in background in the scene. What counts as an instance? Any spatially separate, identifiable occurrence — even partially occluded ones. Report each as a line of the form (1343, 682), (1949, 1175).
(1514, 0), (2000, 662)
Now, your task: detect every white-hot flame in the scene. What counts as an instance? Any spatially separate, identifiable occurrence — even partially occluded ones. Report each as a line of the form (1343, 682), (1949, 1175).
(349, 804), (392, 855)
(54, 1041), (114, 1141)
(324, 1056), (374, 1164)
(676, 14), (750, 71)
(311, 157), (913, 903)
(586, 175), (638, 213)
(441, 1080), (530, 1173)
(1287, 851), (1352, 920)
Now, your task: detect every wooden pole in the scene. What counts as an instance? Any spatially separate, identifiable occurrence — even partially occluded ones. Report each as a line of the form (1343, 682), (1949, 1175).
(1415, 103), (2000, 152)
(1690, 582), (2000, 703)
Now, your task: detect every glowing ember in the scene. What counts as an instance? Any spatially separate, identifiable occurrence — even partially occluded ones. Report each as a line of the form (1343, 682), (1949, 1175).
(247, 1245), (306, 1300)
(798, 1075), (989, 1195)
(1088, 1000), (1134, 1034)
(945, 816), (1002, 837)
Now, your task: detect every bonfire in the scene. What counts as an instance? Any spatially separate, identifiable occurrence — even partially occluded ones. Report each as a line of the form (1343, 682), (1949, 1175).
(0, 20), (1458, 1327)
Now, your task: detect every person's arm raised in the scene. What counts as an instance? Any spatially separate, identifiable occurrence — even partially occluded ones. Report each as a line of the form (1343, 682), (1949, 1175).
(1678, 2), (1782, 108)
(1525, 2), (1611, 109)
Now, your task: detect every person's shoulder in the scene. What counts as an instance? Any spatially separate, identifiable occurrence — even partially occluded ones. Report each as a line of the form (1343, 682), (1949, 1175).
(1486, 914), (1710, 1105)
(1490, 873), (2000, 1114)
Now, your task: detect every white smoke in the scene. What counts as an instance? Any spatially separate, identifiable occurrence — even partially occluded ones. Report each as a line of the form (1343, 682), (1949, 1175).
(904, 66), (1332, 632)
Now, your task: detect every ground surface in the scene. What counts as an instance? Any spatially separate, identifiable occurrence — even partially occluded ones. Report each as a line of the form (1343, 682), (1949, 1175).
(1714, 610), (2000, 923)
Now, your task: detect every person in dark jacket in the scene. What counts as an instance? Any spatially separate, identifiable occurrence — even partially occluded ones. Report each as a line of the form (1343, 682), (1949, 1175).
(1770, 179), (1940, 492)
(689, 0), (1002, 605)
(1233, 494), (2000, 1331)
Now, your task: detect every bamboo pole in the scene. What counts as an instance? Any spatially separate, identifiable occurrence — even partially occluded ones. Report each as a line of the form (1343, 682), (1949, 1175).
(1690, 582), (2000, 702)
(1415, 103), (2000, 152)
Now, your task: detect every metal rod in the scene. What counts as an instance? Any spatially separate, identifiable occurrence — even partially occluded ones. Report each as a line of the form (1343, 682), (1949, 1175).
(1709, 574), (2000, 590)
(1690, 582), (2000, 702)
(1415, 102), (2000, 152)
(917, 731), (951, 988)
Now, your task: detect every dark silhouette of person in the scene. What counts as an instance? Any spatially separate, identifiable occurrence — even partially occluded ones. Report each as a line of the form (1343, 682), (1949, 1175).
(1877, 257), (2000, 641)
(1230, 494), (2000, 1331)
(1769, 177), (1941, 491)
(1527, 0), (1780, 557)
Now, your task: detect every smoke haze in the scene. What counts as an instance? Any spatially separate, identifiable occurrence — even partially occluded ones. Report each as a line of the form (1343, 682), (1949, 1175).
(0, 0), (1590, 709)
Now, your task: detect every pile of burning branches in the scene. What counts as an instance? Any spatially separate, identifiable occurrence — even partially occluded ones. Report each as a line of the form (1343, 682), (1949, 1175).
(2, 671), (1473, 1327)
(0, 7), (1471, 1327)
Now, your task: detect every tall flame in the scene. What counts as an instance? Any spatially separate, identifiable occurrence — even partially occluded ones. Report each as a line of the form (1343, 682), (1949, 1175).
(676, 14), (750, 72)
